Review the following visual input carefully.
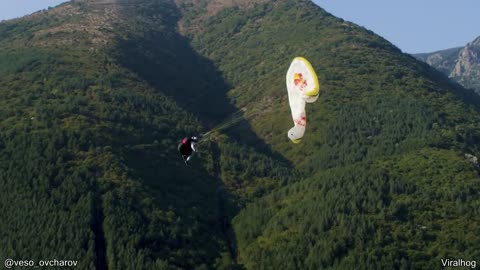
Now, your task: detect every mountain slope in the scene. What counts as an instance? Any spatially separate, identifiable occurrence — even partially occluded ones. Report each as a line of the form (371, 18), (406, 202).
(414, 47), (462, 75)
(414, 36), (480, 95)
(178, 0), (480, 268)
(0, 1), (294, 269)
(184, 0), (480, 166)
(1, 0), (480, 269)
(450, 37), (480, 93)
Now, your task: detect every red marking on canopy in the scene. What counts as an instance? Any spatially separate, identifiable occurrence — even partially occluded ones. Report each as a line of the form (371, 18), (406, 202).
(295, 116), (307, 126)
(294, 73), (308, 89)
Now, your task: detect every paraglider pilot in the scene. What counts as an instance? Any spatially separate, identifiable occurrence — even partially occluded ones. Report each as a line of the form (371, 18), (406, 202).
(178, 136), (199, 165)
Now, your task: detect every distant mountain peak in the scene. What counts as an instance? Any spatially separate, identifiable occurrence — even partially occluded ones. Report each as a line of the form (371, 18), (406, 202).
(450, 36), (480, 90)
(471, 36), (480, 45)
(414, 35), (480, 94)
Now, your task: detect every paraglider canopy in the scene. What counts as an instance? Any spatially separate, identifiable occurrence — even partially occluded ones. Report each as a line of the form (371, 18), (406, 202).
(285, 57), (320, 143)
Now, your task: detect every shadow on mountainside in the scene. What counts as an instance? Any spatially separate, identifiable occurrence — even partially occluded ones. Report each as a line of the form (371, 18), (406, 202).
(109, 0), (292, 163)
(92, 0), (293, 267)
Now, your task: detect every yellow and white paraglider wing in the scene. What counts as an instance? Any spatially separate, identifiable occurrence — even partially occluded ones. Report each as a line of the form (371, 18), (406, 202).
(286, 57), (320, 143)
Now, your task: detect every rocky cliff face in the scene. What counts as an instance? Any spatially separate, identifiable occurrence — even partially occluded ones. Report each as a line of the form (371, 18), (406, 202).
(451, 37), (480, 92)
(416, 47), (461, 75)
(414, 36), (480, 94)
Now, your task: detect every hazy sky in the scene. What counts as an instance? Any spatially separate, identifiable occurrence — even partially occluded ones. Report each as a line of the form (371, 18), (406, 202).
(0, 0), (478, 54)
(314, 0), (479, 53)
(0, 1), (67, 21)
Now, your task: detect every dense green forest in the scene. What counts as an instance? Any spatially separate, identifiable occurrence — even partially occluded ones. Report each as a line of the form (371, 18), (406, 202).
(0, 0), (479, 269)
(0, 1), (293, 269)
(182, 0), (480, 268)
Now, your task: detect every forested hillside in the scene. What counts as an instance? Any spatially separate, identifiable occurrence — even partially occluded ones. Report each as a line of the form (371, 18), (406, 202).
(180, 0), (480, 268)
(0, 0), (479, 269)
(0, 1), (293, 269)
